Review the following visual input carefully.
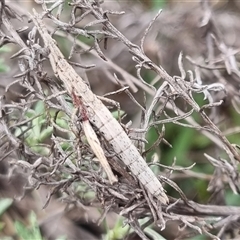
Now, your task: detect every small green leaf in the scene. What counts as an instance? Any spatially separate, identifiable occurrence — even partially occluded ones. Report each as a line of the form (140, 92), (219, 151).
(34, 101), (45, 114)
(152, 0), (166, 9)
(0, 46), (11, 53)
(0, 198), (13, 216)
(39, 126), (53, 142)
(111, 110), (125, 119)
(0, 59), (10, 72)
(15, 212), (44, 240)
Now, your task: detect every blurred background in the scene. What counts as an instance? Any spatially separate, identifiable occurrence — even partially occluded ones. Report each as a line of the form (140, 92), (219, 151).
(1, 0), (240, 239)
